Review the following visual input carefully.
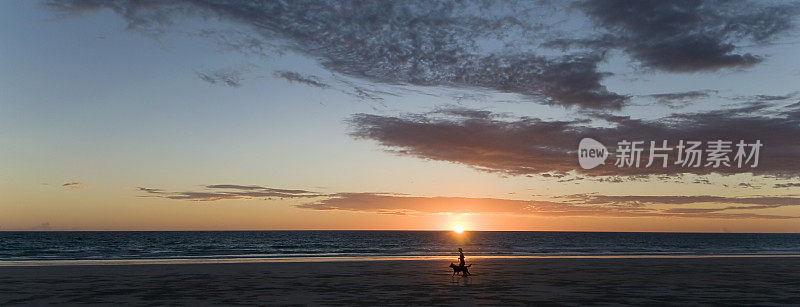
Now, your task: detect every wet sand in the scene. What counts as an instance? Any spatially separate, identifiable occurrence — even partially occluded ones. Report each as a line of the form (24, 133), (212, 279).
(2, 257), (800, 305)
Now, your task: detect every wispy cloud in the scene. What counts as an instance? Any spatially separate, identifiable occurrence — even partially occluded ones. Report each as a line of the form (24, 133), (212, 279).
(296, 192), (800, 219)
(774, 182), (800, 188)
(571, 194), (800, 209)
(642, 90), (716, 109)
(738, 182), (761, 189)
(196, 67), (246, 87)
(138, 184), (800, 220)
(62, 182), (86, 190)
(273, 71), (329, 89)
(137, 185), (322, 201)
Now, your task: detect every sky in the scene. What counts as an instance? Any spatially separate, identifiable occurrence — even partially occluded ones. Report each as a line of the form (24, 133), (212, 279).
(1, 0), (800, 232)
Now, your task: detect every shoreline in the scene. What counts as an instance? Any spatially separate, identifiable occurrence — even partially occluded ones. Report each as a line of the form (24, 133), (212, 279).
(3, 257), (800, 304)
(4, 253), (800, 267)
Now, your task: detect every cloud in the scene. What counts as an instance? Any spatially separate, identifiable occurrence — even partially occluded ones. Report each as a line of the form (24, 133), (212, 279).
(136, 187), (163, 194)
(196, 68), (245, 87)
(774, 182), (800, 188)
(138, 183), (800, 219)
(62, 182), (86, 189)
(578, 0), (799, 72)
(752, 94), (798, 101)
(738, 182), (761, 189)
(643, 90), (715, 109)
(295, 193), (537, 215)
(693, 177), (712, 185)
(41, 0), (800, 108)
(734, 93), (799, 104)
(137, 185), (322, 201)
(348, 103), (800, 177)
(273, 71), (329, 89)
(42, 0), (632, 109)
(296, 192), (800, 219)
(572, 194), (800, 209)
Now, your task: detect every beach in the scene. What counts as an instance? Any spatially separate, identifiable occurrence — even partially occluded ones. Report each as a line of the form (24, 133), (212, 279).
(2, 257), (800, 305)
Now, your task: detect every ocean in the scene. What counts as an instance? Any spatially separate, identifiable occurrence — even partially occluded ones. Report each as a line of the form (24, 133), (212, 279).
(2, 231), (800, 262)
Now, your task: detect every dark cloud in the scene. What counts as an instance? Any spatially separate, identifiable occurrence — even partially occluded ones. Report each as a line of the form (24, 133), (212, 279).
(432, 106), (495, 120)
(349, 103), (800, 177)
(42, 0), (628, 109)
(137, 185), (321, 201)
(737, 182), (761, 189)
(136, 187), (163, 194)
(693, 178), (712, 185)
(579, 0), (798, 72)
(41, 0), (800, 108)
(644, 90), (715, 109)
(647, 91), (713, 101)
(274, 71), (329, 89)
(538, 172), (567, 179)
(61, 182), (86, 189)
(754, 94), (797, 101)
(296, 192), (800, 219)
(774, 182), (800, 188)
(196, 68), (245, 87)
(735, 92), (799, 102)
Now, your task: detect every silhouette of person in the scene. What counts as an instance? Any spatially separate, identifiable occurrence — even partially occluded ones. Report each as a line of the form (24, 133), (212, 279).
(458, 247), (465, 267)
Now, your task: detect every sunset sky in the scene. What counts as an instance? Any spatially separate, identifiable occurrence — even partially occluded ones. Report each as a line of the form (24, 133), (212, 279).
(2, 0), (800, 232)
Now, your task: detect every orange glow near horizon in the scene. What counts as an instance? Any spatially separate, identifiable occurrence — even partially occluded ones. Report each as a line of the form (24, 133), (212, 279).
(453, 225), (465, 233)
(4, 181), (800, 233)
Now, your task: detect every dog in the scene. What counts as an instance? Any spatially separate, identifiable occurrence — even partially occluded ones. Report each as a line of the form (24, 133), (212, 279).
(449, 263), (472, 276)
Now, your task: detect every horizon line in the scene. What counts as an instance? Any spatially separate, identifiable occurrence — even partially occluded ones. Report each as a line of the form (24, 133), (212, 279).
(2, 229), (800, 234)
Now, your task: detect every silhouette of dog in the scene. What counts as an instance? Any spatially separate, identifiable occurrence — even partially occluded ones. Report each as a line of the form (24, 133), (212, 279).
(449, 263), (472, 276)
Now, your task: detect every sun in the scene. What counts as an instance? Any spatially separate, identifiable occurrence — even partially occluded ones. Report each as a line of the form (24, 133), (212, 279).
(453, 225), (465, 233)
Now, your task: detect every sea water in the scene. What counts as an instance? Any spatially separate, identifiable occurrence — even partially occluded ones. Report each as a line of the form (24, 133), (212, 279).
(1, 231), (799, 262)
